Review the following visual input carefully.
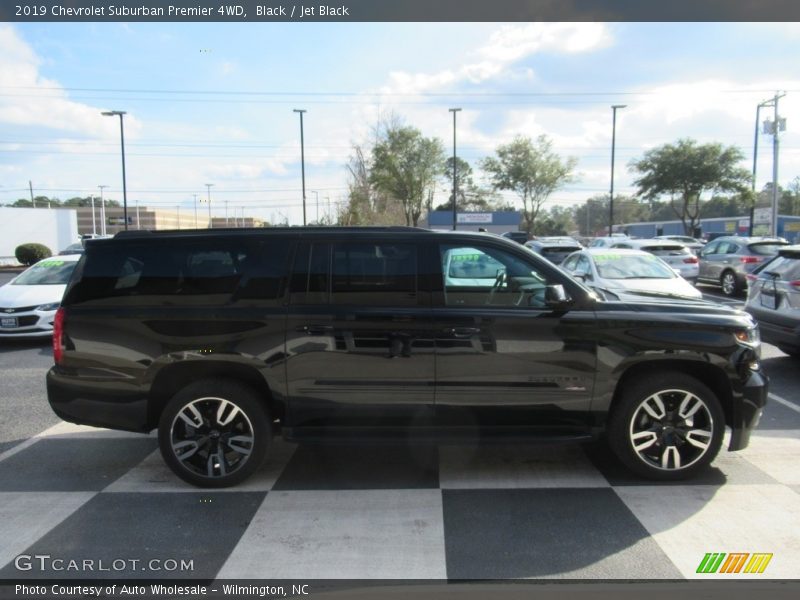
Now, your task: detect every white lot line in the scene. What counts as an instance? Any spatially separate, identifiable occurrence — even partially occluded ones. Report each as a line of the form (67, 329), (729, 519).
(769, 393), (800, 414)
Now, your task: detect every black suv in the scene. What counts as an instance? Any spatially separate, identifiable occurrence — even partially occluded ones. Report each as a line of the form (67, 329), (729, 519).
(48, 227), (767, 487)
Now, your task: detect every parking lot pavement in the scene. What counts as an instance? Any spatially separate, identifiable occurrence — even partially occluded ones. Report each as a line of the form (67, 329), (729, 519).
(0, 417), (798, 580)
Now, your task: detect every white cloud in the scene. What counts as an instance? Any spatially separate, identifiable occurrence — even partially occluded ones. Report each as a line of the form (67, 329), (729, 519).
(0, 25), (140, 139)
(380, 22), (612, 95)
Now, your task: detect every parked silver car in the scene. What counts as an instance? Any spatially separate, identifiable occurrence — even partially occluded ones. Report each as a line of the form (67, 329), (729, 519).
(745, 245), (800, 357)
(653, 235), (705, 255)
(525, 237), (583, 265)
(697, 236), (789, 297)
(609, 239), (699, 283)
(561, 248), (702, 301)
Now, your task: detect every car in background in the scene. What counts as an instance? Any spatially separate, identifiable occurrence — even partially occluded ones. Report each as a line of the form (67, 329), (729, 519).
(745, 245), (800, 357)
(589, 234), (630, 248)
(561, 248), (702, 302)
(525, 237), (583, 265)
(0, 254), (81, 339)
(698, 236), (789, 297)
(500, 231), (529, 244)
(653, 235), (705, 255)
(59, 242), (85, 255)
(609, 239), (699, 283)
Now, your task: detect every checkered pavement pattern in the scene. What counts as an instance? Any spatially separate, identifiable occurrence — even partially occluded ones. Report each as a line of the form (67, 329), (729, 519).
(0, 422), (798, 581)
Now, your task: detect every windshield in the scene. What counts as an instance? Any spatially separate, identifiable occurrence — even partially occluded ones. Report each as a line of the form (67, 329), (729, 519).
(749, 243), (787, 256)
(13, 259), (77, 285)
(593, 253), (675, 280)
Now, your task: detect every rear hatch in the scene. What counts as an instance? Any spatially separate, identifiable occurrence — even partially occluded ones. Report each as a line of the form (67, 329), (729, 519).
(639, 244), (697, 269)
(540, 245), (583, 265)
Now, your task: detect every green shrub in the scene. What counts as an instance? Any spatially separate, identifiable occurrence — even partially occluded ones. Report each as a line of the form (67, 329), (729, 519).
(15, 243), (52, 266)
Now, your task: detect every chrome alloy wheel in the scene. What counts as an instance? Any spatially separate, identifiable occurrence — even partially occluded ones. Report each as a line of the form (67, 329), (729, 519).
(169, 397), (255, 478)
(628, 389), (715, 471)
(721, 272), (737, 296)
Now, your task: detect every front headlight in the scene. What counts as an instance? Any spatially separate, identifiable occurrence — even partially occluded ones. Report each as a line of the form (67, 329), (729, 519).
(734, 327), (761, 347)
(35, 302), (60, 312)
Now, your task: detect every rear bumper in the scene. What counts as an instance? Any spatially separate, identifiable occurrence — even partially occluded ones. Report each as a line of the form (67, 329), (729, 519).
(47, 367), (151, 433)
(728, 369), (768, 451)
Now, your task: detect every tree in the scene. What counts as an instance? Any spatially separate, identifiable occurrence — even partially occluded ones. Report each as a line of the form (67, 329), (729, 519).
(482, 135), (577, 236)
(630, 138), (751, 236)
(369, 124), (446, 227)
(435, 157), (504, 212)
(573, 195), (646, 236)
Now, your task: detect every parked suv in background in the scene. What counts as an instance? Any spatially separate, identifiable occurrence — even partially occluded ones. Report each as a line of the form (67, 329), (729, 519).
(525, 237), (583, 265)
(48, 227), (766, 487)
(698, 236), (789, 296)
(745, 245), (800, 357)
(500, 231), (529, 244)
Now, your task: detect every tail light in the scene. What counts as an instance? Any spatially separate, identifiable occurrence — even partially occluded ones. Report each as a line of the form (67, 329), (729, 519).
(746, 274), (758, 282)
(53, 307), (65, 365)
(740, 256), (761, 264)
(683, 256), (699, 264)
(790, 281), (800, 290)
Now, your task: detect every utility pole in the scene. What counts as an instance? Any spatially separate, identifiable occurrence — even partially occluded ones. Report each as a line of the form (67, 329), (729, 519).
(224, 199), (229, 226)
(193, 194), (198, 228)
(768, 92), (786, 238)
(750, 100), (769, 236)
(98, 185), (108, 236)
(29, 180), (34, 208)
(293, 109), (307, 225)
(135, 199), (140, 230)
(205, 183), (214, 228)
(609, 105), (626, 236)
(176, 205), (181, 229)
(90, 194), (96, 235)
(449, 108), (462, 231)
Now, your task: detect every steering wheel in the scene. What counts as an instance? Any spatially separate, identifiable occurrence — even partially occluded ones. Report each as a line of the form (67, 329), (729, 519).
(487, 270), (526, 306)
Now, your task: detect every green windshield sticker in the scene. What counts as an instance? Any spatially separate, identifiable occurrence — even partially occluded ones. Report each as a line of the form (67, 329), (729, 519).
(592, 254), (623, 262)
(38, 260), (65, 267)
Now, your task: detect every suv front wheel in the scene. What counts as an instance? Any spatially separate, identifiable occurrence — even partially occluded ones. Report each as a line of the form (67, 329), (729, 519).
(608, 373), (724, 480)
(158, 379), (270, 488)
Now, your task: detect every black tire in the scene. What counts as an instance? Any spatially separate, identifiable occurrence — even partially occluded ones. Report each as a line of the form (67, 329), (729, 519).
(608, 372), (725, 481)
(720, 270), (741, 297)
(158, 379), (270, 488)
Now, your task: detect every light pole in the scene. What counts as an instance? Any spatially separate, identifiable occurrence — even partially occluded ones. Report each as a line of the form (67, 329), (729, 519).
(193, 194), (198, 228)
(750, 99), (772, 235)
(205, 183), (214, 228)
(101, 110), (128, 230)
(609, 104), (626, 236)
(449, 108), (462, 231)
(90, 194), (96, 236)
(293, 109), (307, 226)
(98, 185), (108, 236)
(310, 191), (319, 223)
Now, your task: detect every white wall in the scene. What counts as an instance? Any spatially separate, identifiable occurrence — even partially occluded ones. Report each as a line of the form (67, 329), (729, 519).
(0, 207), (79, 265)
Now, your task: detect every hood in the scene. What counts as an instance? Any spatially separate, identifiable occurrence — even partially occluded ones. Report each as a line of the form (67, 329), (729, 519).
(0, 283), (67, 308)
(602, 277), (702, 299)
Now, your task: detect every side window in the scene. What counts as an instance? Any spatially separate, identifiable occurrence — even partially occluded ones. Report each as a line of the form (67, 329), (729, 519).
(722, 243), (739, 255)
(576, 255), (592, 275)
(68, 241), (249, 305)
(289, 242), (330, 305)
(440, 244), (553, 308)
(702, 241), (720, 256)
(235, 240), (291, 305)
(332, 242), (417, 306)
(562, 255), (579, 271)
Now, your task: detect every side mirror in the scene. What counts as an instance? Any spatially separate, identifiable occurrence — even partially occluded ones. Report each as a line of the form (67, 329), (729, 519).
(574, 270), (590, 281)
(545, 284), (572, 309)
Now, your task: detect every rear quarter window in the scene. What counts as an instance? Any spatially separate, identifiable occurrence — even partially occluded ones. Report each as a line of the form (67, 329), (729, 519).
(64, 238), (290, 307)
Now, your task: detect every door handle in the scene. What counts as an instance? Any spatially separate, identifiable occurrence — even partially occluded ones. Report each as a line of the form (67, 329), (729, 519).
(297, 324), (334, 335)
(448, 327), (480, 337)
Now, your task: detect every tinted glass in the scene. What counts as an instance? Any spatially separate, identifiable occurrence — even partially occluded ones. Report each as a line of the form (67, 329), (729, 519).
(332, 242), (417, 306)
(14, 259), (77, 286)
(67, 239), (255, 305)
(759, 255), (800, 280)
(289, 242), (330, 305)
(440, 244), (551, 308)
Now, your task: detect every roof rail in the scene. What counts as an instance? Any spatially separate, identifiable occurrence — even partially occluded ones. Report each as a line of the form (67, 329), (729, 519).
(110, 226), (432, 237)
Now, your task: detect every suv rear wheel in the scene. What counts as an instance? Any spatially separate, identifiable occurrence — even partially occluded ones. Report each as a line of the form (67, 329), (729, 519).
(608, 372), (724, 480)
(158, 379), (270, 488)
(720, 270), (740, 296)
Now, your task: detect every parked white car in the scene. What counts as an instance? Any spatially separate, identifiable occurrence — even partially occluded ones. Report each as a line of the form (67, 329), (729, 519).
(561, 248), (702, 301)
(0, 254), (81, 339)
(609, 238), (699, 283)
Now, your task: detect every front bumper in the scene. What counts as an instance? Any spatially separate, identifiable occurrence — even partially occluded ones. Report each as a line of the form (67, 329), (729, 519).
(0, 308), (57, 338)
(728, 369), (768, 451)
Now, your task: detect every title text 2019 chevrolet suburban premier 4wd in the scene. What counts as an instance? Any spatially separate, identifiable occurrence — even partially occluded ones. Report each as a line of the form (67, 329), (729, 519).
(47, 227), (767, 487)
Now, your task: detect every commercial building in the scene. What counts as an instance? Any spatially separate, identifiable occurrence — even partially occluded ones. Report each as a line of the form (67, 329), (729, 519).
(424, 211), (522, 234)
(619, 215), (800, 243)
(75, 206), (211, 236)
(0, 207), (79, 265)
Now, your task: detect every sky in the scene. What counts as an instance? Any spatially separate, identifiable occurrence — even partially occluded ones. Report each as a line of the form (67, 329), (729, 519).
(1, 21), (799, 225)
